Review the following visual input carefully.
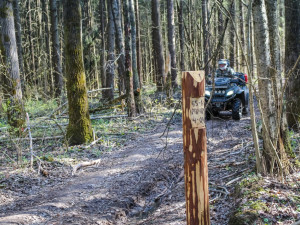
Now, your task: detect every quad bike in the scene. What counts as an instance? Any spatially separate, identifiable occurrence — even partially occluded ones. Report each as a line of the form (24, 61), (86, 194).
(205, 72), (249, 120)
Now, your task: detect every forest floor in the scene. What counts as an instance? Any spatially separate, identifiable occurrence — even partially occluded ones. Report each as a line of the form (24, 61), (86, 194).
(0, 94), (299, 225)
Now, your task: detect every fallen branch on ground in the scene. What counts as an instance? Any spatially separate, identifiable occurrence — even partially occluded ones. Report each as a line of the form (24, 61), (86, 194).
(72, 159), (101, 175)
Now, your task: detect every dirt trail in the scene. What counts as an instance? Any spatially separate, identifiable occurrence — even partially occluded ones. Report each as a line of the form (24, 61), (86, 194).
(0, 113), (253, 225)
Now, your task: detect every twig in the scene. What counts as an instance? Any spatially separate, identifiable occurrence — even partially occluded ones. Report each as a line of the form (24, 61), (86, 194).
(26, 113), (33, 169)
(72, 159), (101, 175)
(83, 137), (102, 149)
(221, 168), (250, 180)
(225, 176), (243, 186)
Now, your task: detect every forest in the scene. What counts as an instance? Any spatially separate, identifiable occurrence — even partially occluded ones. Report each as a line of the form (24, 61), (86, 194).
(0, 0), (299, 224)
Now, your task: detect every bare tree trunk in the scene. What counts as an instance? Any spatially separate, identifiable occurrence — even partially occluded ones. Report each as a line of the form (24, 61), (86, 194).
(100, 0), (106, 97)
(253, 0), (289, 176)
(123, 0), (136, 117)
(239, 0), (245, 71)
(285, 0), (300, 130)
(229, 0), (235, 68)
(12, 0), (24, 81)
(41, 0), (53, 95)
(111, 0), (125, 94)
(50, 0), (63, 98)
(177, 0), (185, 71)
(135, 0), (143, 88)
(104, 0), (115, 101)
(63, 0), (93, 145)
(27, 0), (36, 86)
(129, 0), (139, 91)
(246, 0), (262, 174)
(167, 0), (177, 89)
(0, 0), (25, 135)
(151, 0), (165, 91)
(218, 1), (225, 59)
(202, 0), (210, 75)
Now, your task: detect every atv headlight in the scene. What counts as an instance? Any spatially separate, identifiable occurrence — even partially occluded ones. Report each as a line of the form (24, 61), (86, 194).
(205, 90), (210, 96)
(226, 90), (234, 96)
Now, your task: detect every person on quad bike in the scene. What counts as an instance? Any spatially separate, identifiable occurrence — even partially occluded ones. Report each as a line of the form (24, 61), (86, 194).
(216, 59), (235, 77)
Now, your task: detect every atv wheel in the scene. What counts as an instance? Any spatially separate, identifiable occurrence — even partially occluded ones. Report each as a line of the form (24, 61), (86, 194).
(212, 110), (219, 118)
(206, 110), (211, 120)
(242, 106), (249, 115)
(232, 98), (242, 120)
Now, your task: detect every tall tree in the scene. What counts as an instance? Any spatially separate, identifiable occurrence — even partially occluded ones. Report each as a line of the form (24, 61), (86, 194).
(129, 0), (139, 92)
(26, 0), (36, 86)
(265, 0), (292, 157)
(63, 0), (93, 145)
(99, 0), (106, 97)
(111, 0), (125, 94)
(177, 0), (185, 71)
(252, 0), (289, 176)
(135, 0), (142, 87)
(123, 0), (136, 117)
(167, 0), (177, 89)
(202, 0), (210, 75)
(151, 0), (165, 91)
(229, 0), (235, 67)
(285, 0), (300, 130)
(239, 0), (245, 71)
(103, 0), (115, 100)
(12, 0), (24, 79)
(41, 0), (53, 94)
(0, 0), (25, 132)
(50, 0), (63, 98)
(218, 1), (225, 59)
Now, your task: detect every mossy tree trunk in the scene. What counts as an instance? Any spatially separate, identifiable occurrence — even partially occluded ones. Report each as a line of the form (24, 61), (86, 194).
(63, 0), (93, 145)
(0, 0), (25, 135)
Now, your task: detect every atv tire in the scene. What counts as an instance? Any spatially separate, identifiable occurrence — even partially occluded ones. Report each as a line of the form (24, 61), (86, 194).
(206, 110), (211, 120)
(232, 98), (242, 120)
(242, 106), (249, 115)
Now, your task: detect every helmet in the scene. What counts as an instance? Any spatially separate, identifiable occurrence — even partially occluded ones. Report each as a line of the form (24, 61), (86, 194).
(218, 59), (229, 71)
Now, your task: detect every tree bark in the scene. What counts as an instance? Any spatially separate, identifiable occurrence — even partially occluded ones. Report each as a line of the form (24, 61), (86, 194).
(177, 0), (185, 71)
(167, 0), (177, 89)
(63, 0), (93, 145)
(151, 0), (165, 91)
(252, 0), (289, 176)
(202, 0), (210, 75)
(26, 0), (36, 86)
(218, 0), (225, 59)
(50, 0), (63, 98)
(285, 0), (300, 130)
(100, 0), (106, 97)
(111, 0), (125, 94)
(0, 0), (25, 133)
(12, 0), (24, 80)
(135, 0), (143, 87)
(239, 0), (245, 71)
(103, 0), (115, 100)
(229, 0), (235, 68)
(123, 0), (136, 117)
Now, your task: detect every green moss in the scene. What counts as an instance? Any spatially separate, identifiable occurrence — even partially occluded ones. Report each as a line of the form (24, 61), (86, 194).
(229, 211), (258, 225)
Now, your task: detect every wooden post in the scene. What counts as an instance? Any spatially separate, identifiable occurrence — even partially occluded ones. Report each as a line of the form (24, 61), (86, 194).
(182, 71), (210, 225)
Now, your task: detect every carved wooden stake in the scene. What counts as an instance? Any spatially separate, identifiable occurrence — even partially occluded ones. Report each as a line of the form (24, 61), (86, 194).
(182, 71), (210, 225)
